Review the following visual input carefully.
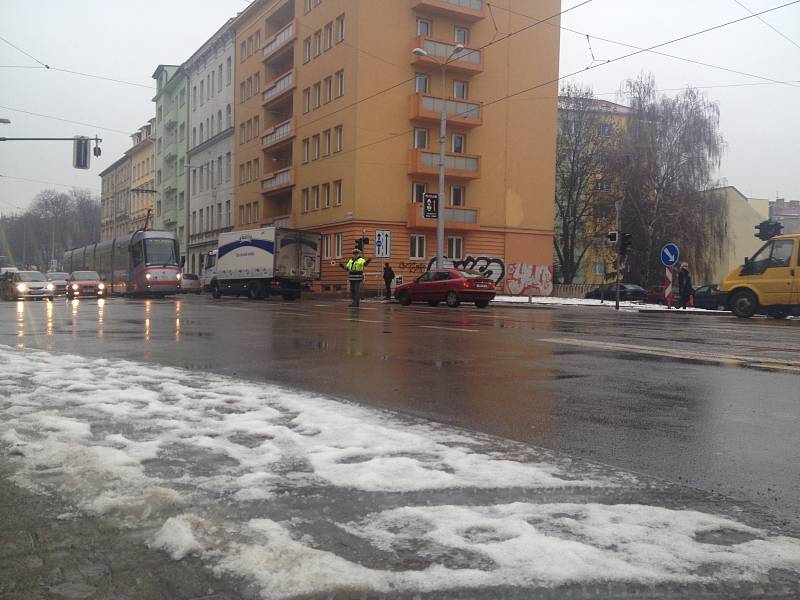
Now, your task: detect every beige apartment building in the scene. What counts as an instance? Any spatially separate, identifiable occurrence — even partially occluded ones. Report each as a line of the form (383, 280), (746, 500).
(127, 119), (156, 232)
(99, 155), (131, 241)
(234, 0), (560, 293)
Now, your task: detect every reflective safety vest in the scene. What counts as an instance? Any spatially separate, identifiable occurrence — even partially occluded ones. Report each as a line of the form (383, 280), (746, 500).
(346, 257), (367, 281)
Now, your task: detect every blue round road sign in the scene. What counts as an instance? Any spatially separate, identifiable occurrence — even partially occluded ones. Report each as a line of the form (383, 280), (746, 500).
(661, 243), (680, 267)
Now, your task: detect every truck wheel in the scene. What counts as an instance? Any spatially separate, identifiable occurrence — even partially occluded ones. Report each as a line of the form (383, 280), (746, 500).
(446, 291), (460, 308)
(248, 281), (264, 300)
(211, 282), (222, 299)
(397, 291), (411, 306)
(730, 289), (757, 318)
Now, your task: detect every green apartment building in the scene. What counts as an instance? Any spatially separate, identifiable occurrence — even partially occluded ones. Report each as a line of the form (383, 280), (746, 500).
(152, 64), (190, 263)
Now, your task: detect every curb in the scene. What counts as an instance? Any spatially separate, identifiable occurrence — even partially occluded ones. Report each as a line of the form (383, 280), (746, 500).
(638, 308), (732, 317)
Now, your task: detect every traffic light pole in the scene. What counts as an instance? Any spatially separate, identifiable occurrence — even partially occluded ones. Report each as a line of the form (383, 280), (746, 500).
(615, 199), (622, 311)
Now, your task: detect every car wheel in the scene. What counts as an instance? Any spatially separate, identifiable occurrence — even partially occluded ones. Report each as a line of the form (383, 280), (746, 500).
(446, 291), (460, 308)
(475, 299), (490, 308)
(427, 300), (440, 307)
(211, 282), (222, 299)
(247, 281), (264, 300)
(730, 289), (757, 318)
(397, 291), (411, 306)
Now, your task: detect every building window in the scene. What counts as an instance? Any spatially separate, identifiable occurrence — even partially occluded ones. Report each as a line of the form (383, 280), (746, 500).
(452, 133), (465, 154)
(302, 188), (309, 212)
(239, 205), (244, 225)
(450, 185), (465, 206)
(239, 164), (245, 184)
(324, 76), (333, 103)
(412, 182), (427, 203)
(335, 125), (343, 151)
(323, 234), (331, 259)
(192, 171), (197, 196)
(312, 134), (321, 160)
(313, 82), (321, 108)
(254, 72), (260, 94)
(336, 14), (345, 42)
(415, 73), (430, 94)
(454, 27), (469, 45)
(239, 82), (245, 103)
(302, 138), (310, 163)
(335, 233), (342, 258)
(253, 201), (259, 224)
(192, 127), (197, 147)
(255, 30), (261, 50)
(453, 80), (468, 100)
(218, 65), (223, 92)
(225, 200), (231, 226)
(416, 18), (431, 36)
(227, 57), (232, 84)
(304, 0), (312, 14)
(324, 22), (333, 50)
(192, 86), (197, 110)
(413, 128), (428, 149)
(247, 36), (253, 57)
(335, 70), (344, 97)
(323, 129), (331, 156)
(210, 71), (215, 98)
(239, 124), (245, 144)
(410, 235), (426, 259)
(303, 37), (312, 63)
(245, 161), (252, 182)
(598, 122), (613, 137)
(254, 115), (260, 136)
(322, 183), (331, 208)
(303, 88), (311, 113)
(199, 166), (205, 192)
(226, 152), (232, 181)
(226, 104), (232, 128)
(240, 42), (246, 61)
(595, 180), (610, 192)
(447, 237), (464, 260)
(200, 81), (205, 105)
(334, 180), (342, 206)
(218, 110), (223, 133)
(312, 186), (320, 210)
(314, 30), (322, 56)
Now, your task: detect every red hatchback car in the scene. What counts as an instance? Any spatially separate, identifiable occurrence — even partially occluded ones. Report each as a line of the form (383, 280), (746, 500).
(66, 270), (106, 299)
(395, 269), (496, 308)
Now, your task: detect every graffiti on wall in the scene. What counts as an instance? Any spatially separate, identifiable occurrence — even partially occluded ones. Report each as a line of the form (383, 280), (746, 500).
(397, 261), (428, 273)
(506, 263), (554, 296)
(426, 256), (506, 284)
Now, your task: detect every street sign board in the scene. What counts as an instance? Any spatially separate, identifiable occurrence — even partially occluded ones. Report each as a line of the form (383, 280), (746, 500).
(375, 229), (391, 258)
(660, 243), (680, 267)
(423, 193), (438, 219)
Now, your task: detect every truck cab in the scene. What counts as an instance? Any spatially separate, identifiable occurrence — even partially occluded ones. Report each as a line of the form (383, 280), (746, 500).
(201, 250), (217, 292)
(721, 233), (800, 318)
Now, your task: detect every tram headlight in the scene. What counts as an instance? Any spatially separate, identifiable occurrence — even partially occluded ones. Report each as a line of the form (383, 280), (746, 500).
(46, 283), (55, 291)
(16, 284), (27, 293)
(98, 283), (105, 290)
(145, 273), (152, 281)
(176, 273), (181, 281)
(71, 284), (79, 290)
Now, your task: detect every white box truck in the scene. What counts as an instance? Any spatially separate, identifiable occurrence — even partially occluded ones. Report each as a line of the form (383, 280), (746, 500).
(203, 227), (321, 300)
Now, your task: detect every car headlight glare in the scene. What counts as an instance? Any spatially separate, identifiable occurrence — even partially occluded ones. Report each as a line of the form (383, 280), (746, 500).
(46, 283), (55, 291)
(16, 284), (27, 292)
(98, 283), (105, 290)
(145, 273), (152, 280)
(71, 284), (79, 290)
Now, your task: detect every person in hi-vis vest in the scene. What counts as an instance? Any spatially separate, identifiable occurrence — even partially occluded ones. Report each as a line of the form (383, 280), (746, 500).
(339, 247), (371, 307)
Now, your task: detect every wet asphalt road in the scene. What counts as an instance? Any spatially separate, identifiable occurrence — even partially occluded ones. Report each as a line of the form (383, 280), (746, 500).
(2, 295), (799, 530)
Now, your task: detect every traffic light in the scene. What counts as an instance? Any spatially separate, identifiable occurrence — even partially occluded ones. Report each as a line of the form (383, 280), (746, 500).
(73, 136), (91, 169)
(618, 233), (632, 256)
(354, 236), (369, 251)
(607, 231), (618, 244)
(755, 220), (783, 241)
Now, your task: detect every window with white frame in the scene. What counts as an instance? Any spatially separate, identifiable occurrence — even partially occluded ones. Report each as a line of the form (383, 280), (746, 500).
(454, 26), (469, 45)
(334, 180), (342, 205)
(452, 133), (465, 154)
(447, 236), (463, 260)
(324, 23), (333, 50)
(312, 134), (320, 160)
(336, 14), (345, 42)
(323, 183), (331, 208)
(303, 88), (311, 113)
(323, 129), (331, 156)
(410, 235), (426, 259)
(453, 80), (468, 100)
(313, 82), (321, 108)
(335, 233), (342, 258)
(312, 186), (320, 210)
(416, 18), (431, 36)
(226, 57), (232, 84)
(302, 188), (309, 212)
(415, 73), (430, 94)
(335, 70), (344, 97)
(302, 138), (310, 163)
(314, 30), (322, 56)
(450, 185), (465, 206)
(413, 128), (428, 149)
(323, 234), (331, 259)
(303, 37), (312, 63)
(324, 76), (332, 103)
(335, 125), (343, 152)
(412, 182), (427, 203)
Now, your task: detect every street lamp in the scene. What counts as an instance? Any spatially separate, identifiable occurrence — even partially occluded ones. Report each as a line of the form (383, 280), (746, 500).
(412, 43), (464, 270)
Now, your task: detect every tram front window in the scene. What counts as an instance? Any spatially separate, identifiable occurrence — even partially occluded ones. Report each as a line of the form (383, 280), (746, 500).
(145, 238), (179, 266)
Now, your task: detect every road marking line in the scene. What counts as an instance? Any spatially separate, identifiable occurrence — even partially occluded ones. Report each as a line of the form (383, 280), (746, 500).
(418, 325), (480, 333)
(341, 318), (383, 323)
(541, 337), (800, 373)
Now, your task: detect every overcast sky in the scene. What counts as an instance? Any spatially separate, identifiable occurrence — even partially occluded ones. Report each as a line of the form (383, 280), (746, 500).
(1, 0), (798, 215)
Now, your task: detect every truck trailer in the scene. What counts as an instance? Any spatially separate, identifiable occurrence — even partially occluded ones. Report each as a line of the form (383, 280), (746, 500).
(203, 227), (321, 300)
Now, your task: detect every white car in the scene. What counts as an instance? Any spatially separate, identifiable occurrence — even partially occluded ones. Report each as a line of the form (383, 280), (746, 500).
(1, 271), (55, 301)
(180, 273), (203, 294)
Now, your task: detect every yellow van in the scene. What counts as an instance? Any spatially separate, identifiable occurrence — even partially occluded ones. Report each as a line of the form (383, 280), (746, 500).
(721, 233), (800, 318)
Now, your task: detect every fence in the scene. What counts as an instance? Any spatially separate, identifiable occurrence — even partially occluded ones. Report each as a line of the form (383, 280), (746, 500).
(550, 283), (595, 298)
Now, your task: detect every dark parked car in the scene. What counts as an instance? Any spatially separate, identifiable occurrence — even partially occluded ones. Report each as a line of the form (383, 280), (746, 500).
(692, 284), (727, 311)
(585, 283), (648, 302)
(395, 269), (496, 308)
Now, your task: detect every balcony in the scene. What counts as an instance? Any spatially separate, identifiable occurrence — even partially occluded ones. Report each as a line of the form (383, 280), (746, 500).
(261, 167), (294, 195)
(407, 202), (480, 230)
(411, 37), (483, 76)
(164, 108), (177, 130)
(164, 142), (177, 162)
(262, 20), (296, 63)
(410, 93), (481, 128)
(261, 118), (296, 152)
(408, 148), (481, 179)
(262, 69), (295, 107)
(411, 0), (485, 22)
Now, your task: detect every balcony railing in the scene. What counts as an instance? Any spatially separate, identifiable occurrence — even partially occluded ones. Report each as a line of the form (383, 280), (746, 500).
(411, 0), (486, 22)
(410, 93), (482, 128)
(263, 20), (296, 62)
(261, 167), (294, 193)
(409, 148), (481, 179)
(261, 118), (295, 150)
(412, 37), (483, 75)
(406, 202), (479, 230)
(262, 69), (295, 105)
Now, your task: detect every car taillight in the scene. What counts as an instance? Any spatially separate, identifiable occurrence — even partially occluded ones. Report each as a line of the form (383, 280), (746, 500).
(463, 280), (475, 288)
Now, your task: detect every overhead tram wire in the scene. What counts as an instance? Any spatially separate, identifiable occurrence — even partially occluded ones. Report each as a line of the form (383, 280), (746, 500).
(732, 0), (800, 51)
(0, 105), (131, 136)
(487, 1), (800, 89)
(0, 174), (98, 191)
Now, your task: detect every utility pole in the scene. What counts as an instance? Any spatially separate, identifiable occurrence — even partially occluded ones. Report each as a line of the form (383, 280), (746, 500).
(615, 198), (622, 311)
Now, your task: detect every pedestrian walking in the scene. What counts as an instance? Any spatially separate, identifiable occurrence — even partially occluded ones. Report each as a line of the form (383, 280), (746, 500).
(339, 248), (371, 307)
(382, 262), (395, 300)
(677, 261), (693, 309)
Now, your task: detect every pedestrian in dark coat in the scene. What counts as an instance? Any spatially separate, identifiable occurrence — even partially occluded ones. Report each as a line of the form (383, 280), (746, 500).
(383, 263), (395, 300)
(677, 262), (693, 309)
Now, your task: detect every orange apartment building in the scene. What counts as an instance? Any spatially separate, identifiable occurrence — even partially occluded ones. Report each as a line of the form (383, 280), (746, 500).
(233, 0), (560, 294)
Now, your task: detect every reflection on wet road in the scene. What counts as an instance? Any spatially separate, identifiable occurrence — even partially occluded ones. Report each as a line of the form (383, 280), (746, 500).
(2, 295), (799, 528)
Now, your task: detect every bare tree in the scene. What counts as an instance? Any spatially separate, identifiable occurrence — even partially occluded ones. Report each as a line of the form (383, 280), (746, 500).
(553, 83), (620, 283)
(612, 73), (726, 287)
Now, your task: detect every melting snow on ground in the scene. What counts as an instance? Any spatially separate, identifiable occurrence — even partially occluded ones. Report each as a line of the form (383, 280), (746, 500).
(1, 344), (799, 598)
(493, 295), (719, 312)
